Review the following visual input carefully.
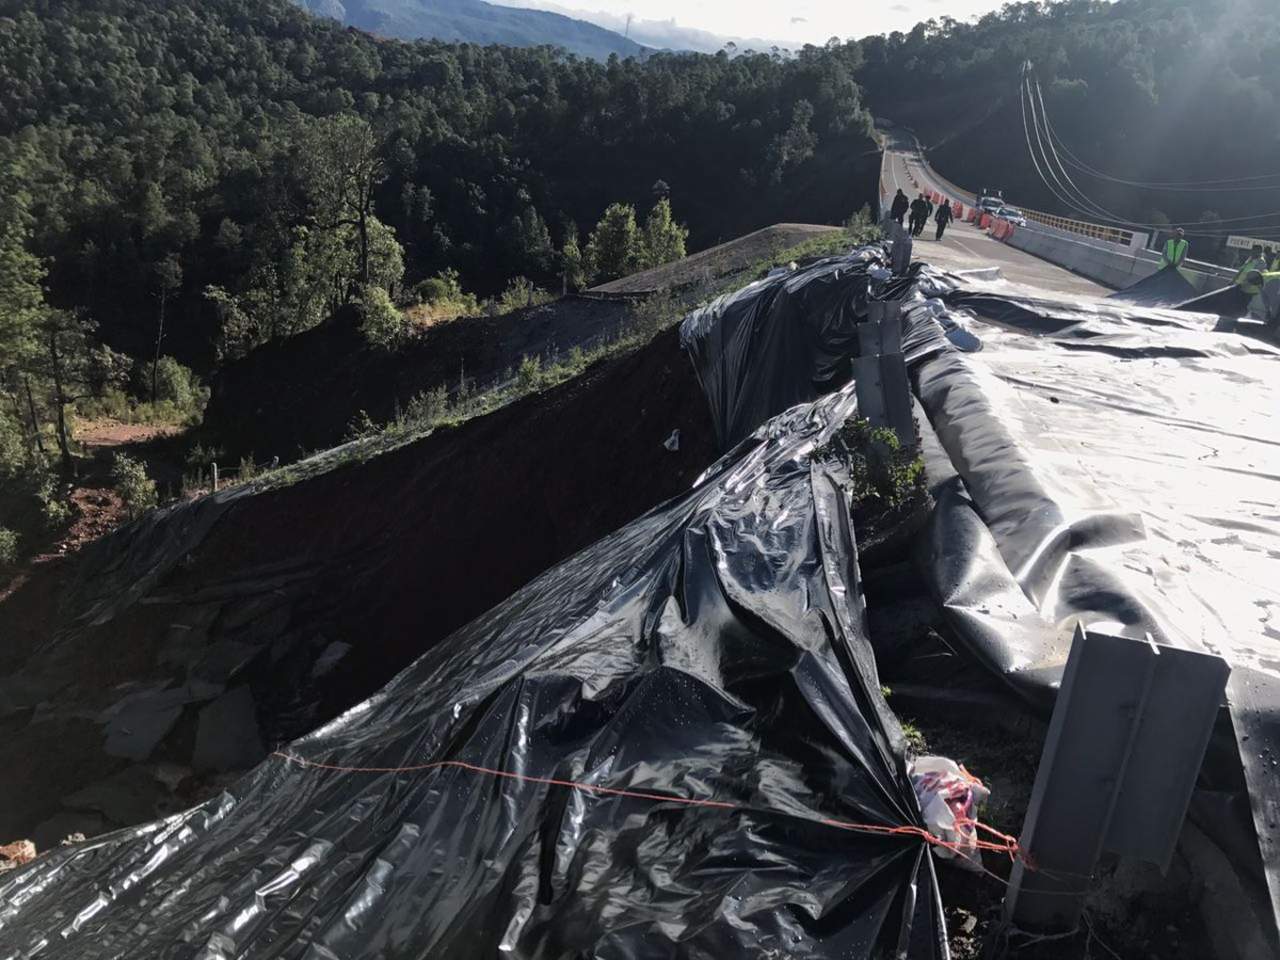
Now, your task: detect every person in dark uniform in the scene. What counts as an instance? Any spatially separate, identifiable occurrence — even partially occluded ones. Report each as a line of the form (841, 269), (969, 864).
(890, 189), (910, 226)
(909, 194), (929, 238)
(935, 200), (954, 241)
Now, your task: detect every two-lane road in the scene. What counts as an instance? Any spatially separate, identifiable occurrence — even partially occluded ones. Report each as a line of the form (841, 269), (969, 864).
(882, 132), (1108, 299)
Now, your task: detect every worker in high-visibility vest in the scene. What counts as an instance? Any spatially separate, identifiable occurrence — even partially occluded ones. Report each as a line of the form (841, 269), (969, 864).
(1235, 246), (1269, 297)
(1261, 268), (1280, 331)
(1160, 228), (1189, 270)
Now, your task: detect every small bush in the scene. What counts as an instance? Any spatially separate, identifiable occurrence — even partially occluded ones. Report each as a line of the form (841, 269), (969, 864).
(408, 268), (465, 305)
(111, 452), (158, 519)
(27, 459), (73, 528)
(843, 204), (880, 240)
(0, 527), (19, 566)
(79, 357), (208, 427)
(344, 409), (378, 441)
(818, 418), (925, 508)
(134, 357), (204, 409)
(358, 286), (411, 350)
(515, 355), (543, 391)
(404, 385), (450, 426)
(238, 455), (258, 483)
(494, 276), (554, 314)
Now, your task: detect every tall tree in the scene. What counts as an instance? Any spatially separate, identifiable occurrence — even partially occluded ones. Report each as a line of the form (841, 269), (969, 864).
(151, 254), (183, 404)
(301, 115), (387, 288)
(30, 311), (124, 472)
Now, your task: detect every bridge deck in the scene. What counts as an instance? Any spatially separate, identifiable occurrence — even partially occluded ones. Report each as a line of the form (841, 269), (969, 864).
(884, 139), (1109, 300)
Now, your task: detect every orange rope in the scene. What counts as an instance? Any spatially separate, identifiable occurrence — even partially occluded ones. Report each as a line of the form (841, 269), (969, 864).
(271, 751), (1022, 862)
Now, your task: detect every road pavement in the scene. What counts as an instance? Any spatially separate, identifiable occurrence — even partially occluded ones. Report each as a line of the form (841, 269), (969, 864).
(882, 136), (1109, 300)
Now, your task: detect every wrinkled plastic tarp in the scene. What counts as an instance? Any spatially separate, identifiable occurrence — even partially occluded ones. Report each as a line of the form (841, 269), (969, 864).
(1107, 265), (1198, 306)
(680, 248), (908, 449)
(0, 383), (946, 959)
(906, 274), (1280, 941)
(1177, 284), (1254, 319)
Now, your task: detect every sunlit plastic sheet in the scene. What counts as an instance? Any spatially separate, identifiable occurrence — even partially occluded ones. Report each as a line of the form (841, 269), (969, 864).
(680, 247), (912, 449)
(0, 384), (948, 960)
(907, 273), (1280, 944)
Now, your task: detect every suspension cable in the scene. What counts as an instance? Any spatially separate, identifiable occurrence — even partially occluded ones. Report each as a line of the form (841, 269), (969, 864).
(1017, 71), (1280, 238)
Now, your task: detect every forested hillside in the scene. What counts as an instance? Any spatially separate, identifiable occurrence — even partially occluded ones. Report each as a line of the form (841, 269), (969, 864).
(292, 0), (646, 60)
(859, 0), (1280, 242)
(0, 0), (875, 369)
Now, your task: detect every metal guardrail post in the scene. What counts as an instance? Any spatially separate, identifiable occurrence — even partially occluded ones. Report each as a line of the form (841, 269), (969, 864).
(853, 302), (914, 451)
(1002, 625), (1229, 936)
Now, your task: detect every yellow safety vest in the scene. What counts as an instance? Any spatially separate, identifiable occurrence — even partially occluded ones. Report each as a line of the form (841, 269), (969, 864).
(1162, 238), (1189, 268)
(1236, 258), (1266, 296)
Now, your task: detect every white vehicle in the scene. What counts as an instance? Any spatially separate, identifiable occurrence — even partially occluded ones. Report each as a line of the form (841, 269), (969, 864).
(977, 195), (1004, 214)
(998, 206), (1028, 227)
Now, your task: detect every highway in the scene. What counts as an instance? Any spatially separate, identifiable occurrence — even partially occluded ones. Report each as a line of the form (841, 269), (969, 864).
(880, 132), (1108, 299)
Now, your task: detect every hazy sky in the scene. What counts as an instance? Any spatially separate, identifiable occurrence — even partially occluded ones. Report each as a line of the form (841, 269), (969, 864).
(503, 0), (1014, 47)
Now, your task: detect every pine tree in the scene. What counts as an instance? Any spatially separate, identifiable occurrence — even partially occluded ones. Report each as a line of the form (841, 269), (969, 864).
(584, 203), (640, 283)
(560, 226), (586, 292)
(640, 198), (689, 270)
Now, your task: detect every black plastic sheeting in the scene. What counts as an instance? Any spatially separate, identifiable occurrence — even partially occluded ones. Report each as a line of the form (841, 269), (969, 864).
(906, 272), (1280, 947)
(1177, 283), (1254, 318)
(0, 378), (947, 958)
(680, 247), (915, 449)
(1106, 264), (1198, 306)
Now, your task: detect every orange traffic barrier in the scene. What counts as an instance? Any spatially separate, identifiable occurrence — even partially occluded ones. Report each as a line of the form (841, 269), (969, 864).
(966, 208), (977, 223)
(952, 201), (963, 219)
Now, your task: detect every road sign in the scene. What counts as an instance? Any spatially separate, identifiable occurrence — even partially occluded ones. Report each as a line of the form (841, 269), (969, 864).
(1227, 235), (1280, 253)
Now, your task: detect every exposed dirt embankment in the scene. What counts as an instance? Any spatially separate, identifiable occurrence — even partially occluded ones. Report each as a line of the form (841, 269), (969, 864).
(0, 325), (717, 844)
(202, 297), (635, 464)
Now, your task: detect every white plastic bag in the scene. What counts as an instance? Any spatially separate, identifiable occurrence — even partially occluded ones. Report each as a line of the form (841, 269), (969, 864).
(908, 756), (992, 871)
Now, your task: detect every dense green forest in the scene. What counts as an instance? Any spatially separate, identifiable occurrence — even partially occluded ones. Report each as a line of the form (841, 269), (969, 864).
(859, 0), (1280, 247)
(8, 0), (1280, 563)
(0, 0), (875, 369)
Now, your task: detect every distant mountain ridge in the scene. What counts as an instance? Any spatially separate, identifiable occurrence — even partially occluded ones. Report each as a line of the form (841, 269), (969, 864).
(292, 0), (646, 59)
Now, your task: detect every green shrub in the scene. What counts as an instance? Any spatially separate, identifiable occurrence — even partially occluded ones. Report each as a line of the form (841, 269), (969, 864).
(358, 286), (411, 349)
(344, 409), (378, 441)
(238, 455), (258, 483)
(818, 418), (925, 508)
(111, 452), (158, 519)
(515, 355), (543, 391)
(28, 459), (72, 527)
(494, 276), (553, 314)
(0, 527), (19, 566)
(409, 268), (464, 305)
(404, 385), (450, 426)
(79, 357), (208, 426)
(134, 356), (202, 408)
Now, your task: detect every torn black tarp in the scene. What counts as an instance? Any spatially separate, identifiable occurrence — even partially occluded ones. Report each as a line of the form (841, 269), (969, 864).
(0, 382), (947, 959)
(680, 248), (899, 449)
(905, 271), (1280, 948)
(1106, 264), (1199, 306)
